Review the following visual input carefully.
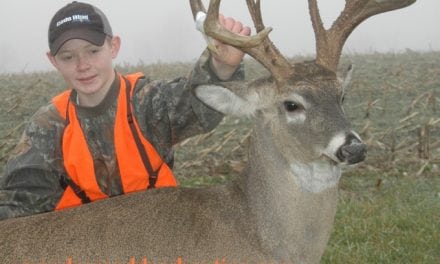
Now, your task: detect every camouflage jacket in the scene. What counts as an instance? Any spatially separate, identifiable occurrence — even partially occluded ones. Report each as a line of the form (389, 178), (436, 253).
(0, 50), (244, 220)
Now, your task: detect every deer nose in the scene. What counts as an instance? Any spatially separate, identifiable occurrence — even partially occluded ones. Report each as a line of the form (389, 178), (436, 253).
(335, 133), (367, 164)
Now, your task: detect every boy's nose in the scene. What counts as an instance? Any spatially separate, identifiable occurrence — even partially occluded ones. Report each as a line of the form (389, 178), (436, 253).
(77, 55), (91, 71)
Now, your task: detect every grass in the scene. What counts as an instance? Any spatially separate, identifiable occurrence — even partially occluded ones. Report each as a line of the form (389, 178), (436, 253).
(323, 171), (439, 263)
(0, 51), (439, 263)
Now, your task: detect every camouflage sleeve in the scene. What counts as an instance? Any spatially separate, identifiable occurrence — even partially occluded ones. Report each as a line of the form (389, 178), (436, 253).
(186, 49), (245, 134)
(133, 49), (245, 156)
(0, 105), (65, 220)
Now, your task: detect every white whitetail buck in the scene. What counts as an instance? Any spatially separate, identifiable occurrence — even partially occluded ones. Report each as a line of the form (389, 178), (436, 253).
(0, 0), (415, 263)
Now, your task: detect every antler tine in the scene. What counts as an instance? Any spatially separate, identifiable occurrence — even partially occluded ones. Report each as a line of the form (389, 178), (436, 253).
(246, 0), (265, 33)
(190, 0), (294, 87)
(198, 0), (273, 48)
(309, 0), (417, 72)
(243, 0), (294, 86)
(190, 0), (206, 20)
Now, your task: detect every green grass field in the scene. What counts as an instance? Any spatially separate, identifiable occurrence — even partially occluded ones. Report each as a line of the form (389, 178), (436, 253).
(0, 51), (439, 263)
(324, 171), (439, 263)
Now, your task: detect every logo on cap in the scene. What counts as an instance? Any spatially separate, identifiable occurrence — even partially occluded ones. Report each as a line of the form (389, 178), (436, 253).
(56, 14), (90, 27)
(56, 15), (90, 27)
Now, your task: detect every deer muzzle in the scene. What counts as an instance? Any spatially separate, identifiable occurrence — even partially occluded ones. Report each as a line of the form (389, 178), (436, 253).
(335, 133), (367, 164)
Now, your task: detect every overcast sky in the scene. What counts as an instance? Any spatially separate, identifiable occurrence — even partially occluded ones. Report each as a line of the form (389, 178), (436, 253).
(0, 0), (438, 73)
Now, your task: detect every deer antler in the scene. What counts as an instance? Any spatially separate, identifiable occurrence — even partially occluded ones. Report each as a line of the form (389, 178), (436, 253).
(190, 0), (294, 87)
(309, 0), (417, 72)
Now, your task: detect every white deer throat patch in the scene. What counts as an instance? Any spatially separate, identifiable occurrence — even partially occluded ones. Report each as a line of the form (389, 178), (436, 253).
(290, 161), (341, 193)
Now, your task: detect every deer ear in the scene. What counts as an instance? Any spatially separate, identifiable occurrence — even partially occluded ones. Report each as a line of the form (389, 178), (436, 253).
(341, 64), (354, 92)
(195, 85), (259, 116)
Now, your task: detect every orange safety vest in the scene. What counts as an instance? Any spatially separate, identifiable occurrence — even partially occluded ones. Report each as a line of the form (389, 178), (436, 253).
(52, 72), (177, 210)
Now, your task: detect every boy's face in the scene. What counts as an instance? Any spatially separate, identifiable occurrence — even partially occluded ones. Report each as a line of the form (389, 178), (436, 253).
(47, 37), (120, 106)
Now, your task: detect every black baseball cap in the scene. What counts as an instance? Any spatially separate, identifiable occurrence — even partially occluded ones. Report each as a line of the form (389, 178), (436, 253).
(48, 1), (113, 55)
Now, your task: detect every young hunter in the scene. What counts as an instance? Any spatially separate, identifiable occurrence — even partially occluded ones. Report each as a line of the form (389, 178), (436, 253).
(0, 1), (250, 220)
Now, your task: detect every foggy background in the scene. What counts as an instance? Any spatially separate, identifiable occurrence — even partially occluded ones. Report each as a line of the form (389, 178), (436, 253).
(0, 0), (438, 74)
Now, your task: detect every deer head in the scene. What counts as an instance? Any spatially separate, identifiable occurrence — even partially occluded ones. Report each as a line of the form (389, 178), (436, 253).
(190, 0), (415, 171)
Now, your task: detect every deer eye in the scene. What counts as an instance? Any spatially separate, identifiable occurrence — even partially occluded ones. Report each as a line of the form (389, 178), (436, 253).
(284, 101), (301, 112)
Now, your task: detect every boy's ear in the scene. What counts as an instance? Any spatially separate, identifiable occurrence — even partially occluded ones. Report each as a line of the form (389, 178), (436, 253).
(46, 51), (59, 69)
(110, 36), (121, 59)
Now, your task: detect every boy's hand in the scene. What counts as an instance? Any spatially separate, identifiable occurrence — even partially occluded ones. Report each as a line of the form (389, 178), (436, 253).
(210, 14), (251, 80)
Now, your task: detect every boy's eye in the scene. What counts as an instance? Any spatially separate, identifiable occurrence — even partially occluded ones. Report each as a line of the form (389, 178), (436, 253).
(60, 55), (73, 61)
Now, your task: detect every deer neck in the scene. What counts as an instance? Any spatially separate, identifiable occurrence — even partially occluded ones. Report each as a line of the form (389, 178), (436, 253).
(243, 121), (339, 262)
